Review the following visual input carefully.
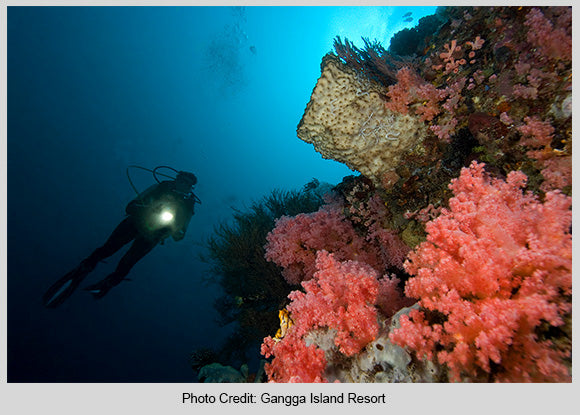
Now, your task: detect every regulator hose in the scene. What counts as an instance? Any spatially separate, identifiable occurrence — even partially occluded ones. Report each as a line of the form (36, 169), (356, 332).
(126, 165), (201, 205)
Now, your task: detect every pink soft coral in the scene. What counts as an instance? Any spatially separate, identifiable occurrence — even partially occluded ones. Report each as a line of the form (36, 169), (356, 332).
(518, 116), (571, 192)
(264, 202), (393, 285)
(345, 189), (410, 269)
(261, 335), (327, 383)
(288, 251), (380, 356)
(390, 161), (571, 382)
(524, 7), (572, 62)
(538, 156), (572, 192)
(376, 273), (413, 318)
(386, 67), (446, 121)
(261, 251), (383, 382)
(518, 116), (554, 148)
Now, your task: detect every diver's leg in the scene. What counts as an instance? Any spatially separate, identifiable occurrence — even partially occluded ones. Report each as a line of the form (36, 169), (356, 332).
(83, 217), (139, 269)
(43, 217), (137, 308)
(85, 236), (158, 299)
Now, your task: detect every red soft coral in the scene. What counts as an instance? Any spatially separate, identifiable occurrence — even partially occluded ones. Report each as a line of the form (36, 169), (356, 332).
(390, 161), (571, 382)
(261, 251), (382, 382)
(517, 116), (571, 192)
(376, 273), (413, 318)
(345, 190), (410, 269)
(265, 205), (362, 284)
(524, 7), (572, 62)
(264, 202), (388, 285)
(518, 116), (554, 148)
(288, 251), (380, 356)
(386, 67), (446, 121)
(261, 335), (327, 383)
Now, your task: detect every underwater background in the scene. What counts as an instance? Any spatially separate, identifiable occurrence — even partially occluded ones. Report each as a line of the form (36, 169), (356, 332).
(7, 6), (436, 382)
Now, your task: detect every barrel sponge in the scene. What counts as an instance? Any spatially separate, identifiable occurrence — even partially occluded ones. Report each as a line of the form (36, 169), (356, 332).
(297, 54), (427, 186)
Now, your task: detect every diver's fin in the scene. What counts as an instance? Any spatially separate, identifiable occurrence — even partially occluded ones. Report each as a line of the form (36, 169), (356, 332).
(42, 262), (94, 308)
(43, 273), (81, 308)
(84, 284), (109, 299)
(83, 273), (125, 300)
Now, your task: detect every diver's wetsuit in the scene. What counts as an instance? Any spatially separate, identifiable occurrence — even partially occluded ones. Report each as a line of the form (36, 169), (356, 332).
(79, 217), (158, 294)
(43, 178), (197, 307)
(83, 180), (196, 297)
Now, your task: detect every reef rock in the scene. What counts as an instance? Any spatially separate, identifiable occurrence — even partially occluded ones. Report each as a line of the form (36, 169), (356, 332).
(198, 362), (249, 383)
(306, 304), (447, 383)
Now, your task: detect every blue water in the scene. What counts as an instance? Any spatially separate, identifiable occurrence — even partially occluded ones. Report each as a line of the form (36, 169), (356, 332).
(7, 6), (436, 382)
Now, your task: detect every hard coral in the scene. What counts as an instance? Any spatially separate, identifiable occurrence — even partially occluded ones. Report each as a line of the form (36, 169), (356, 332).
(297, 54), (427, 187)
(390, 161), (571, 382)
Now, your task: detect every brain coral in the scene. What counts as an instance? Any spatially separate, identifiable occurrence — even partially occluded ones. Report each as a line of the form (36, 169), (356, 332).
(297, 54), (427, 186)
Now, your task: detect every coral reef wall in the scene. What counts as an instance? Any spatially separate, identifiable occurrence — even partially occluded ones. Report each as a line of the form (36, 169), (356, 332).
(299, 6), (571, 202)
(259, 6), (572, 383)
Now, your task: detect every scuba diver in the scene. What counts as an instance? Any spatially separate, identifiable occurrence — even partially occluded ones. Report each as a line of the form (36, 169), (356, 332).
(43, 166), (201, 308)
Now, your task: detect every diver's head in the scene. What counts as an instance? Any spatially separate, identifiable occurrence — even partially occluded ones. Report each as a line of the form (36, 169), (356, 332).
(175, 171), (197, 193)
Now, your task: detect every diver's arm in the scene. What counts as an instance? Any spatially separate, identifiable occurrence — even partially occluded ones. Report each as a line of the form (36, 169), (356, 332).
(172, 223), (188, 241)
(172, 197), (195, 241)
(172, 215), (192, 241)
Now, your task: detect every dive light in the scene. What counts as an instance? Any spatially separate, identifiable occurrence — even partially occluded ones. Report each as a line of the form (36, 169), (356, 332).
(160, 210), (175, 224)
